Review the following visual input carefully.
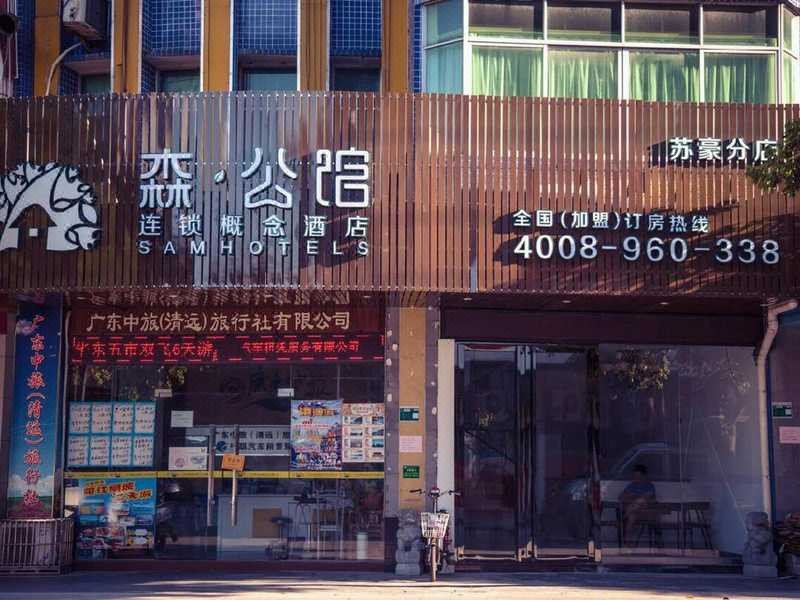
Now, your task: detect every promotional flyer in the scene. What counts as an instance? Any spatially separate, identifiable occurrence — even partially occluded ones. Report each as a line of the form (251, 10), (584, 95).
(74, 478), (156, 560)
(290, 400), (342, 471)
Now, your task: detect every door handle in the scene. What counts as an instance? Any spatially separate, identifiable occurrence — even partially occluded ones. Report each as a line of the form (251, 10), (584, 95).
(207, 425), (215, 528)
(231, 424), (239, 527)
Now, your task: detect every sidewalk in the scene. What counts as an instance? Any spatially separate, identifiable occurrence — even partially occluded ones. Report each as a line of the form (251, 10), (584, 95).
(1, 571), (798, 600)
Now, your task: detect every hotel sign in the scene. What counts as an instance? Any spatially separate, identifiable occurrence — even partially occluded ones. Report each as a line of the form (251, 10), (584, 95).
(136, 147), (371, 260)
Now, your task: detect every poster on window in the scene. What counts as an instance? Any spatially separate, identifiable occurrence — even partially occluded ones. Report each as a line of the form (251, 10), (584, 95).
(213, 426), (291, 456)
(73, 478), (156, 560)
(67, 401), (156, 468)
(290, 400), (342, 471)
(342, 404), (385, 464)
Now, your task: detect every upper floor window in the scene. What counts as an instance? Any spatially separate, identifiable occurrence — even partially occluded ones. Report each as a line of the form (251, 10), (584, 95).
(81, 74), (111, 94)
(425, 0), (464, 93)
(469, 0), (542, 40)
(625, 4), (698, 45)
(426, 0), (463, 45)
(332, 67), (380, 92)
(243, 69), (297, 92)
(703, 7), (778, 47)
(159, 71), (200, 93)
(547, 1), (621, 43)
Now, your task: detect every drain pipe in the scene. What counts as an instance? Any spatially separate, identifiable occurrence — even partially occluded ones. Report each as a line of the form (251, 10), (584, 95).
(755, 298), (797, 520)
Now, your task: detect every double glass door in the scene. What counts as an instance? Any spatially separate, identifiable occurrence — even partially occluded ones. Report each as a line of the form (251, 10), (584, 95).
(455, 344), (594, 560)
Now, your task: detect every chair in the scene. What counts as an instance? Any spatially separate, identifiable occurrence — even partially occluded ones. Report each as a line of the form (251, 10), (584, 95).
(682, 502), (713, 549)
(599, 501), (623, 548)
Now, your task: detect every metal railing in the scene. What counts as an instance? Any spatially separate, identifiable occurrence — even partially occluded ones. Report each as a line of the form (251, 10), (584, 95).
(0, 518), (74, 574)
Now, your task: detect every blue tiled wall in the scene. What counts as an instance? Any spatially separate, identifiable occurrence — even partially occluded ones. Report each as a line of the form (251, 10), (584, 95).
(331, 0), (381, 57)
(15, 0), (34, 97)
(142, 62), (157, 93)
(412, 1), (422, 92)
(237, 0), (296, 55)
(59, 67), (80, 96)
(143, 0), (202, 56)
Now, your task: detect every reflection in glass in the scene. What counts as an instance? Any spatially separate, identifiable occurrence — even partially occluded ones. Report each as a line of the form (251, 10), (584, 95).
(469, 0), (542, 39)
(547, 1), (621, 43)
(703, 7), (777, 47)
(456, 347), (519, 555)
(597, 345), (764, 555)
(625, 4), (698, 45)
(426, 0), (463, 46)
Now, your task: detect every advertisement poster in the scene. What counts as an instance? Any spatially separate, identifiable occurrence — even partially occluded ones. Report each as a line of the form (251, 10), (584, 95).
(213, 426), (291, 456)
(6, 298), (62, 518)
(290, 400), (342, 471)
(342, 403), (385, 463)
(68, 401), (156, 467)
(74, 478), (156, 559)
(168, 447), (208, 470)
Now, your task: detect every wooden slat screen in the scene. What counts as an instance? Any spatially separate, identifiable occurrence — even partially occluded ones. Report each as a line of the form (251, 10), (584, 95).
(0, 92), (797, 298)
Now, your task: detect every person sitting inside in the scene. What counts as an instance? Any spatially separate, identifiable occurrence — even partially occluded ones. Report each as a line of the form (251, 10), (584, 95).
(618, 464), (657, 545)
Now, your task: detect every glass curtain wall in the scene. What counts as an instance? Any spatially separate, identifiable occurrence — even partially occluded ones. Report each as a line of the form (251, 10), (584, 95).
(455, 342), (765, 561)
(424, 1), (794, 103)
(596, 345), (765, 557)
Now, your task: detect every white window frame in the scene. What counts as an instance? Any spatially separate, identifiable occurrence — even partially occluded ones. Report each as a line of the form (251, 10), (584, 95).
(421, 0), (787, 104)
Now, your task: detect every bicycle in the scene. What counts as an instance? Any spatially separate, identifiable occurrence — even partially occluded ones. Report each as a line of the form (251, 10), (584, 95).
(410, 487), (459, 582)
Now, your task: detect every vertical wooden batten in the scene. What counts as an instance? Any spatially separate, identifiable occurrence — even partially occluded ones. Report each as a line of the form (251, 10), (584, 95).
(201, 0), (233, 91)
(298, 0), (329, 91)
(111, 0), (142, 93)
(381, 0), (409, 93)
(33, 0), (61, 96)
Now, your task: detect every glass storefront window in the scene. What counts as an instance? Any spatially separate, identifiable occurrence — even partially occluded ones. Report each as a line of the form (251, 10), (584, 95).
(629, 51), (700, 103)
(471, 46), (543, 97)
(625, 4), (699, 45)
(548, 49), (618, 100)
(426, 42), (463, 93)
(426, 0), (463, 46)
(455, 341), (766, 562)
(65, 338), (385, 562)
(704, 53), (777, 104)
(468, 0), (542, 40)
(703, 7), (778, 47)
(597, 345), (765, 556)
(547, 1), (621, 43)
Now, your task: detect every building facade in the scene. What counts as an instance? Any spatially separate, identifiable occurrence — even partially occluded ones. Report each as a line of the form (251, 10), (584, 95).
(0, 0), (799, 573)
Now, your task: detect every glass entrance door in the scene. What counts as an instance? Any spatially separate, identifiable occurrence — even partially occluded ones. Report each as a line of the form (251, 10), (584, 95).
(454, 344), (593, 561)
(455, 345), (531, 558)
(531, 348), (592, 556)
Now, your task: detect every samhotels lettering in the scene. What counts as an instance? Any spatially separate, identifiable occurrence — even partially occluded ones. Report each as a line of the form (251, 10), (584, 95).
(136, 147), (372, 259)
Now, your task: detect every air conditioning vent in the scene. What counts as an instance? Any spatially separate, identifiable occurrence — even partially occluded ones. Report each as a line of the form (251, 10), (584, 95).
(62, 0), (108, 41)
